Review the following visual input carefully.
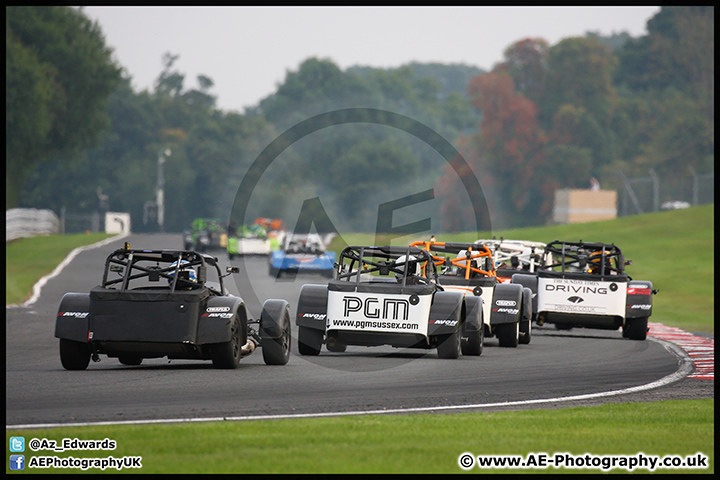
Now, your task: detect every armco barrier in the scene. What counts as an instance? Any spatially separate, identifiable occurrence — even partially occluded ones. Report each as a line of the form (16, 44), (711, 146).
(6, 208), (60, 242)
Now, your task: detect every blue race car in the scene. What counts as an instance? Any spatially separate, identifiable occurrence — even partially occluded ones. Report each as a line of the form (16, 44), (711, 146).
(269, 234), (336, 278)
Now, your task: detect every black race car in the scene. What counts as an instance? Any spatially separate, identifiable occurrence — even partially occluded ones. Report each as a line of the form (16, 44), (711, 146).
(54, 244), (291, 369)
(295, 245), (483, 359)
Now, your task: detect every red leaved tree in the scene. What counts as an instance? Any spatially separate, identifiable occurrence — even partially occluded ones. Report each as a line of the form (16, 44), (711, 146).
(468, 71), (547, 221)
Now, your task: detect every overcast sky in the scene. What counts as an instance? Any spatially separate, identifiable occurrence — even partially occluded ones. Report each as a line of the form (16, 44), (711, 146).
(82, 6), (660, 113)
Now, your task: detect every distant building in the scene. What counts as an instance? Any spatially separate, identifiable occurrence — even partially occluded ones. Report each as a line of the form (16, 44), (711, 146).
(553, 189), (617, 224)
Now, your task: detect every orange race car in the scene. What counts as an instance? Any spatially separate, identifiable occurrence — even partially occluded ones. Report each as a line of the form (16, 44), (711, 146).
(410, 240), (533, 347)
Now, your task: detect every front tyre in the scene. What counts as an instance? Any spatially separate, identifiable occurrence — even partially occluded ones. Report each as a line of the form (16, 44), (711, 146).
(59, 339), (91, 370)
(325, 336), (347, 353)
(519, 289), (532, 345)
(519, 318), (532, 345)
(461, 326), (483, 356)
(118, 356), (143, 366)
(496, 322), (519, 348)
(262, 309), (292, 365)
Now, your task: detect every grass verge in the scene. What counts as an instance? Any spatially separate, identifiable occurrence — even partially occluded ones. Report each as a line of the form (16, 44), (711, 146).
(5, 399), (713, 474)
(5, 233), (114, 305)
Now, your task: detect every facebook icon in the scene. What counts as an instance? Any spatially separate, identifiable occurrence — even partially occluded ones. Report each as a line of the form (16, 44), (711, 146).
(9, 455), (25, 470)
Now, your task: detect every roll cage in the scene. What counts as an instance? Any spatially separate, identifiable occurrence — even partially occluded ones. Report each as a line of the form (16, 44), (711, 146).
(283, 234), (326, 255)
(542, 240), (630, 276)
(410, 241), (496, 280)
(475, 239), (546, 273)
(100, 245), (236, 293)
(335, 245), (439, 286)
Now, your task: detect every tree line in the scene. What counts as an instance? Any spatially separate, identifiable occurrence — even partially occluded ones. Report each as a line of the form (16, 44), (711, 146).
(7, 6), (713, 233)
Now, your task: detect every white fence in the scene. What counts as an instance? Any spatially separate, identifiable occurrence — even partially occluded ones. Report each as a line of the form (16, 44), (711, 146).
(6, 208), (60, 242)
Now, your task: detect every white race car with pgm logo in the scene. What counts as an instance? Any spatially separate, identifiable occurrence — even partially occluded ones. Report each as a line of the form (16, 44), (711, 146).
(295, 245), (484, 359)
(510, 240), (657, 340)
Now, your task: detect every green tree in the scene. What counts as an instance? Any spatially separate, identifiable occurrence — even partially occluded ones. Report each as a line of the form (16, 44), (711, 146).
(541, 37), (619, 125)
(495, 38), (549, 105)
(6, 6), (122, 207)
(617, 6), (713, 95)
(600, 6), (713, 195)
(256, 57), (377, 130)
(324, 139), (420, 230)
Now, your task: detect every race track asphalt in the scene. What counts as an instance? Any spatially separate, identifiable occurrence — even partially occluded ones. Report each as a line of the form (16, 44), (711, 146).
(5, 233), (713, 428)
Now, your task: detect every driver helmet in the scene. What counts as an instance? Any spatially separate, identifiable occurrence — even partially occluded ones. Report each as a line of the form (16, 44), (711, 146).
(588, 250), (611, 274)
(395, 255), (420, 281)
(168, 260), (197, 287)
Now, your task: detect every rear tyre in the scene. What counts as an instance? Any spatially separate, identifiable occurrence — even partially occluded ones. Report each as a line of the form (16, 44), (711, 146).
(298, 326), (323, 356)
(59, 339), (91, 370)
(624, 316), (648, 341)
(496, 322), (519, 348)
(211, 317), (242, 369)
(437, 330), (461, 359)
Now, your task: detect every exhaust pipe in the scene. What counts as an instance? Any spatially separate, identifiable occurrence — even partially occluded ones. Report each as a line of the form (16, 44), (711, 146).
(240, 337), (258, 358)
